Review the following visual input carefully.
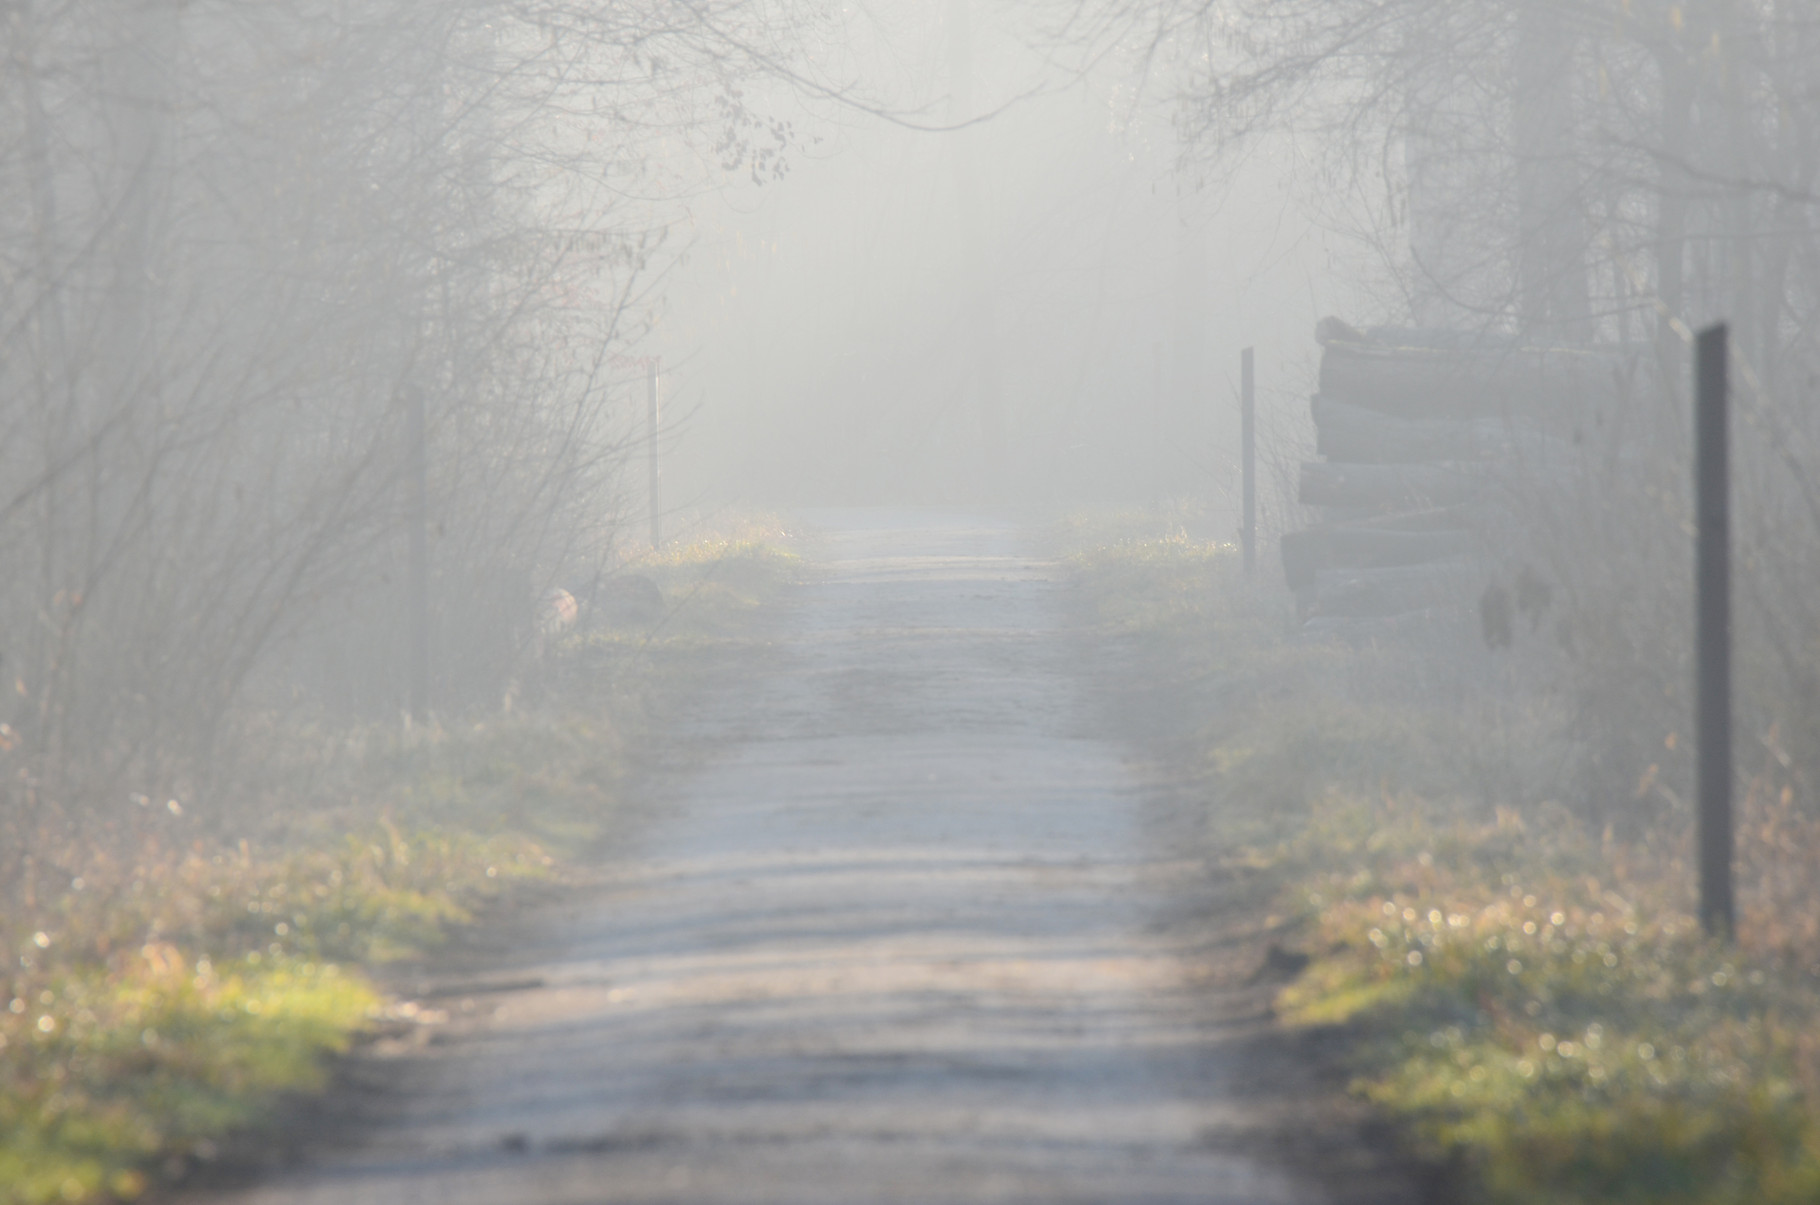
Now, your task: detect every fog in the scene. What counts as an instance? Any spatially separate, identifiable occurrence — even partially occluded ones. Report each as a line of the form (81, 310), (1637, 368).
(7, 0), (1820, 1200)
(660, 2), (1372, 512)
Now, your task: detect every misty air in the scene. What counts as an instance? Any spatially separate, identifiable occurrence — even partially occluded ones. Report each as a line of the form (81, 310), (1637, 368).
(0, 1), (1812, 1203)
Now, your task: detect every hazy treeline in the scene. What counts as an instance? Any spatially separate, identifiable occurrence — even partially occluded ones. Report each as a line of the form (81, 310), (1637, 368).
(1118, 0), (1819, 352)
(1073, 0), (1820, 815)
(0, 0), (807, 873)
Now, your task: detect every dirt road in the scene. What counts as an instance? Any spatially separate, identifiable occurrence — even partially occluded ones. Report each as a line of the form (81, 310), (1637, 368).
(203, 513), (1349, 1204)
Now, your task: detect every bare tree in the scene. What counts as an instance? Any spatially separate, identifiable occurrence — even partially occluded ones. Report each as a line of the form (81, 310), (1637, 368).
(1057, 0), (1820, 813)
(0, 0), (818, 890)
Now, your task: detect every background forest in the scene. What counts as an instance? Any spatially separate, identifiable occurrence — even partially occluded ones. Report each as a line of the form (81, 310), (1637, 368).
(0, 0), (814, 878)
(1100, 0), (1820, 818)
(7, 0), (1820, 1200)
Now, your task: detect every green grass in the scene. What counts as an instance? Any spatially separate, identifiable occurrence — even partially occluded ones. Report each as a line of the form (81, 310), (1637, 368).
(2, 949), (378, 1204)
(1278, 802), (1820, 1205)
(1, 822), (518, 1204)
(1060, 509), (1820, 1205)
(0, 520), (799, 1204)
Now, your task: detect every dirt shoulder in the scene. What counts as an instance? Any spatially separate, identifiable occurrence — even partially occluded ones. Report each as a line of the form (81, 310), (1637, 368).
(0, 524), (800, 1205)
(161, 510), (1367, 1205)
(1054, 517), (1820, 1205)
(1059, 548), (1427, 1205)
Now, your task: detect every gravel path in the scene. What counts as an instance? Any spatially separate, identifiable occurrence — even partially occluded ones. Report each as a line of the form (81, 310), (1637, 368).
(204, 513), (1331, 1205)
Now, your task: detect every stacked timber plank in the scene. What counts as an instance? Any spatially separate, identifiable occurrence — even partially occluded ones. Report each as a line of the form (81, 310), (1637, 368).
(1286, 318), (1622, 624)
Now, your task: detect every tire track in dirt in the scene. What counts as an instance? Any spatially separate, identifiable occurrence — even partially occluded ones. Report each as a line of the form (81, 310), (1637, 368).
(189, 512), (1343, 1205)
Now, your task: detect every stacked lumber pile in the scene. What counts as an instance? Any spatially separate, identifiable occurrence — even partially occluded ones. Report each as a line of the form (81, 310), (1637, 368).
(1285, 318), (1622, 624)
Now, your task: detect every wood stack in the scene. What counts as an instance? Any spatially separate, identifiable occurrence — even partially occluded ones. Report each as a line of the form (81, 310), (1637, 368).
(1286, 318), (1622, 623)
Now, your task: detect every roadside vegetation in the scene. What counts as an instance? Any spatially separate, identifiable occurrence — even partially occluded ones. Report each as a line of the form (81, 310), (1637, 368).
(0, 520), (798, 1205)
(1061, 513), (1820, 1205)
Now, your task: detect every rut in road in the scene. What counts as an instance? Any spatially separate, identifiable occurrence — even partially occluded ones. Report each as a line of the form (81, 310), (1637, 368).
(208, 513), (1329, 1205)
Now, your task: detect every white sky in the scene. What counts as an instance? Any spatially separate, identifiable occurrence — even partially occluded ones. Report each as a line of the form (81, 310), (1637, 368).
(652, 0), (1380, 522)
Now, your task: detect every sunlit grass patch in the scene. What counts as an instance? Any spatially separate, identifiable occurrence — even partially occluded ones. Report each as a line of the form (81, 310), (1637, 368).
(648, 526), (800, 577)
(2, 823), (548, 1205)
(649, 539), (799, 604)
(1, 519), (800, 1202)
(1063, 513), (1820, 1205)
(567, 516), (802, 658)
(0, 818), (541, 1204)
(1280, 805), (1820, 1205)
(1, 947), (376, 1205)
(643, 514), (802, 620)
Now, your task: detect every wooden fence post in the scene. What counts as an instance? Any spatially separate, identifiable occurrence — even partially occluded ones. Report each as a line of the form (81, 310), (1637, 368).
(1241, 347), (1256, 574)
(647, 361), (661, 551)
(407, 385), (428, 722)
(1695, 323), (1733, 938)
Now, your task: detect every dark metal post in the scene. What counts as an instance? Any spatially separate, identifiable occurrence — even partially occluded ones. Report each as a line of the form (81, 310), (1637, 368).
(1241, 347), (1256, 574)
(1695, 323), (1733, 938)
(407, 386), (428, 722)
(646, 361), (661, 551)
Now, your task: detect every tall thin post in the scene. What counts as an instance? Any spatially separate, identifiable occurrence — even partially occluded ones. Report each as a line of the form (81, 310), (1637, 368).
(1153, 341), (1165, 464)
(646, 361), (661, 550)
(407, 386), (428, 722)
(1695, 323), (1733, 938)
(1241, 347), (1256, 574)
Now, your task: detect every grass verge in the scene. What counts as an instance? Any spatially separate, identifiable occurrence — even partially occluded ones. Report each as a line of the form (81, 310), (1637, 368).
(1060, 513), (1820, 1205)
(1, 518), (799, 1204)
